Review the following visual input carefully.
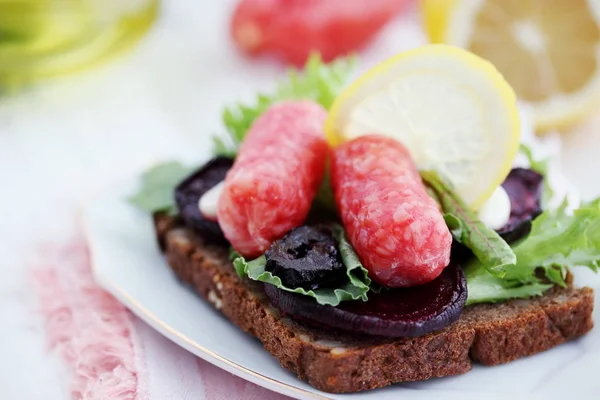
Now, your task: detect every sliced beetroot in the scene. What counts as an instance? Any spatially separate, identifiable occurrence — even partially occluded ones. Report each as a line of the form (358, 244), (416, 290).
(174, 157), (233, 244)
(265, 226), (346, 290)
(450, 168), (544, 261)
(264, 262), (467, 337)
(498, 168), (543, 243)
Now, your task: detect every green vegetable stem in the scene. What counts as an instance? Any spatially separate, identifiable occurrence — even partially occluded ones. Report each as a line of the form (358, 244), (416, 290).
(421, 171), (516, 278)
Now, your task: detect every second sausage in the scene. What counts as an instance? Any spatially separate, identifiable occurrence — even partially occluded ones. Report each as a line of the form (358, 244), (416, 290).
(331, 134), (452, 287)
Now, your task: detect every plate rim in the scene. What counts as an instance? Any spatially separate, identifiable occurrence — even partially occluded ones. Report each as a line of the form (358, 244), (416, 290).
(81, 205), (331, 400)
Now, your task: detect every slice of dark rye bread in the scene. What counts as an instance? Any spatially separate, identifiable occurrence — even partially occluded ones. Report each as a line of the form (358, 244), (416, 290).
(155, 215), (595, 394)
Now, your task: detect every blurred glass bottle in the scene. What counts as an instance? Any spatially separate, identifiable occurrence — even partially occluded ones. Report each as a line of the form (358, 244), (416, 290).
(0, 0), (158, 89)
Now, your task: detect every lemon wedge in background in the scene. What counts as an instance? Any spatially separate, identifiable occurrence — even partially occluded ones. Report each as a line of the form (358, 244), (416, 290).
(422, 0), (600, 132)
(325, 45), (520, 209)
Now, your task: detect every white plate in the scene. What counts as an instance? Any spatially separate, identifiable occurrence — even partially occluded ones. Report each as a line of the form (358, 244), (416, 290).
(83, 175), (600, 400)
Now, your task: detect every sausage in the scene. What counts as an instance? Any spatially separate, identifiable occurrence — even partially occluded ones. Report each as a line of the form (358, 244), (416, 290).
(331, 134), (452, 287)
(217, 101), (329, 258)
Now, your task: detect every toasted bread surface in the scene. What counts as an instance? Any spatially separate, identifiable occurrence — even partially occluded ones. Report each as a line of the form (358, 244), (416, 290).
(156, 216), (594, 393)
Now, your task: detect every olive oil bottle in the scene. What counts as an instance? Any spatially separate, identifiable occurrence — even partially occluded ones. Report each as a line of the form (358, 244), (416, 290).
(0, 0), (158, 89)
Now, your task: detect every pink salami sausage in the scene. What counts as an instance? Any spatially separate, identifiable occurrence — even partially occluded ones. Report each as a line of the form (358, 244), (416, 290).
(217, 101), (329, 258)
(331, 135), (452, 287)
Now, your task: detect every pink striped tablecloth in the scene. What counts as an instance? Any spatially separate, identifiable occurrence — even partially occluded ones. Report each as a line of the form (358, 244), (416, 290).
(31, 235), (289, 400)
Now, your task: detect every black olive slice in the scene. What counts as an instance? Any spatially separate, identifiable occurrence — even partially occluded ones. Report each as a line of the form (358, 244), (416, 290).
(265, 226), (346, 290)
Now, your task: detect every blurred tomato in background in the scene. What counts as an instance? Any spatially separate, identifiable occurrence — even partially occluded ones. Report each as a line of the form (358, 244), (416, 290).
(230, 0), (412, 65)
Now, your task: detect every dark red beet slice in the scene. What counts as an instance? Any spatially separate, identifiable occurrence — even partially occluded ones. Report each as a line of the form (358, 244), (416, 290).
(265, 226), (346, 290)
(264, 262), (466, 337)
(498, 168), (543, 243)
(174, 157), (233, 244)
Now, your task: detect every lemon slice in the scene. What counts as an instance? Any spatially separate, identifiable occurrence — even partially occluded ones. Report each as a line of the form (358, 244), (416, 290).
(325, 44), (520, 209)
(423, 0), (600, 132)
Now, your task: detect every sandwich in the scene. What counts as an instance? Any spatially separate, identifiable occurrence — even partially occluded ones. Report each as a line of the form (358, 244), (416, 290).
(129, 46), (598, 393)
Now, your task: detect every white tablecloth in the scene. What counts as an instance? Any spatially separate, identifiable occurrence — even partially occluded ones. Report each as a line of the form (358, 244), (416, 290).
(2, 0), (600, 398)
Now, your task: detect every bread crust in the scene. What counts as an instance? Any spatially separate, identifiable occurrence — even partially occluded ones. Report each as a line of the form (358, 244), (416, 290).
(156, 216), (594, 393)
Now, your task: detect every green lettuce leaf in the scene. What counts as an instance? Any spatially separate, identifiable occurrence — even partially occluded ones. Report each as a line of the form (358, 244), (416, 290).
(519, 143), (554, 206)
(464, 262), (552, 305)
(510, 198), (600, 282)
(421, 171), (516, 278)
(127, 161), (194, 215)
(213, 53), (356, 156)
(465, 197), (600, 305)
(233, 225), (372, 306)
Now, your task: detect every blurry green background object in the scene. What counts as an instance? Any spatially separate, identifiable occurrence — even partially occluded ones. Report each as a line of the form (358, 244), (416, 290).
(0, 0), (158, 90)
